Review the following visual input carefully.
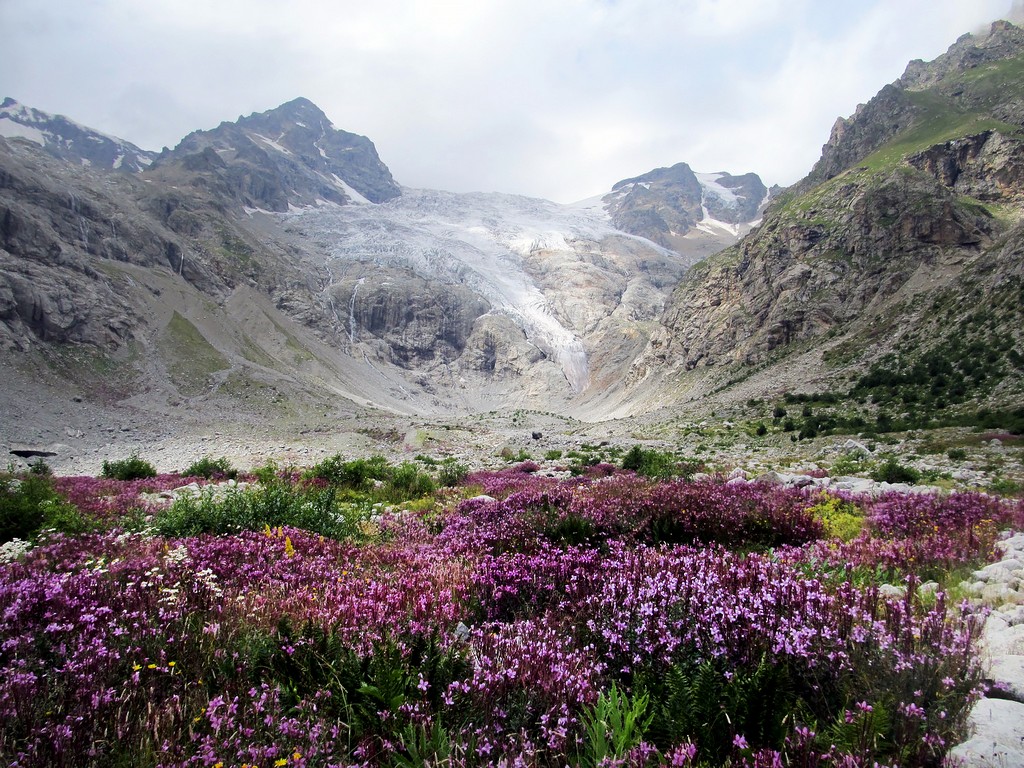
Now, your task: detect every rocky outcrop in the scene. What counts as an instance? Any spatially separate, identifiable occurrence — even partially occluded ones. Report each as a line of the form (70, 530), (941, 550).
(807, 21), (1024, 189)
(908, 130), (1024, 203)
(0, 137), (228, 350)
(634, 20), (1024, 402)
(639, 166), (996, 372)
(0, 98), (155, 173)
(337, 272), (490, 367)
(156, 97), (400, 211)
(603, 163), (769, 247)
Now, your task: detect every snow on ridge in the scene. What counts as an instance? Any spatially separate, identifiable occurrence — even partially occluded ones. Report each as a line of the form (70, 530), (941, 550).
(252, 133), (293, 156)
(0, 117), (47, 146)
(696, 172), (742, 207)
(330, 174), (372, 205)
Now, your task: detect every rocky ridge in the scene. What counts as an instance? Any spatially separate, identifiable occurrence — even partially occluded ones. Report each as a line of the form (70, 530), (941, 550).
(0, 97), (155, 173)
(622, 20), (1024, 416)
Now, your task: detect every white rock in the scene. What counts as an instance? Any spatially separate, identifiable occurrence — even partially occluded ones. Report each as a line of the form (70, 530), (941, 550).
(1000, 606), (1024, 627)
(949, 698), (1024, 767)
(842, 439), (871, 457)
(918, 581), (940, 596)
(879, 583), (907, 599)
(988, 655), (1024, 703)
(984, 623), (1024, 657)
(982, 583), (1019, 604)
(974, 564), (1020, 584)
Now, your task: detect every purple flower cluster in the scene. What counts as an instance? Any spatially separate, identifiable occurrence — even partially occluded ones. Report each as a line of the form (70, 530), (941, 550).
(0, 469), (1002, 766)
(52, 474), (199, 524)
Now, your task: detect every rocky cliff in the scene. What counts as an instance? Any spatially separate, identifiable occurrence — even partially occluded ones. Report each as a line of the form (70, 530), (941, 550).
(630, 21), (1024, 413)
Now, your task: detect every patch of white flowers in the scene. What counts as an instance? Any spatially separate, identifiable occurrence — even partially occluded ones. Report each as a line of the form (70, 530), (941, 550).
(0, 538), (32, 563)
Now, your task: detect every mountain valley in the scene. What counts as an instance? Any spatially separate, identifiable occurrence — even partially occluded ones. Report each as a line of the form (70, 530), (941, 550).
(1, 21), (1024, 478)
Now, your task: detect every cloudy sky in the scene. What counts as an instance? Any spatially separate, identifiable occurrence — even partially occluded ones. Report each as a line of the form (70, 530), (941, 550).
(0, 0), (1015, 202)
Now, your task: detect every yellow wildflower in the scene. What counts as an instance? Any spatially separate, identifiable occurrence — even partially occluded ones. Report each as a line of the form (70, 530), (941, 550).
(284, 536), (295, 558)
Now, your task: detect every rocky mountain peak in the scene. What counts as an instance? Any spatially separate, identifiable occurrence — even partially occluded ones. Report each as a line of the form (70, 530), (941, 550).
(898, 20), (1024, 91)
(0, 97), (155, 173)
(807, 20), (1024, 187)
(602, 161), (769, 251)
(158, 98), (401, 211)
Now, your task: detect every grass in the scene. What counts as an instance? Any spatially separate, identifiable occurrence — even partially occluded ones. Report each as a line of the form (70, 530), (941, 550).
(859, 89), (1019, 173)
(158, 311), (229, 396)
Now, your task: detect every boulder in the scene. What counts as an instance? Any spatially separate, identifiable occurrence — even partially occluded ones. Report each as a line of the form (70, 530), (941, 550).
(948, 698), (1024, 767)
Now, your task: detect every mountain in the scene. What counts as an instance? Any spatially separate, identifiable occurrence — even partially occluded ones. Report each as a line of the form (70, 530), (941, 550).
(604, 162), (770, 244)
(151, 97), (401, 212)
(626, 19), (1024, 421)
(9, 16), (1021, 453)
(0, 97), (156, 172)
(0, 93), (766, 453)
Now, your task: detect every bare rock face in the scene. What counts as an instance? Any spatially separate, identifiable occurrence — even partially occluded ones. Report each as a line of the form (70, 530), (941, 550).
(602, 163), (769, 248)
(155, 97), (400, 211)
(604, 163), (704, 246)
(639, 165), (999, 375)
(626, 20), (1024, 405)
(808, 21), (1024, 190)
(0, 98), (156, 173)
(907, 131), (1024, 203)
(334, 271), (490, 367)
(0, 138), (223, 351)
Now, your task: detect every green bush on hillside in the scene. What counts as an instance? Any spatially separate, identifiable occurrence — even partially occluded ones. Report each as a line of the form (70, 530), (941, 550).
(101, 454), (157, 481)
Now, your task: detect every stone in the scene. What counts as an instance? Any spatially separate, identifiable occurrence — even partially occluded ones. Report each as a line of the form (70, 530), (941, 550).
(983, 623), (1024, 657)
(843, 439), (872, 457)
(948, 698), (1024, 768)
(879, 583), (907, 599)
(982, 583), (1019, 604)
(987, 655), (1024, 703)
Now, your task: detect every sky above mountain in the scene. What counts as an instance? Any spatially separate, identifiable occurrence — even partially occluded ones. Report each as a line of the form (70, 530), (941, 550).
(0, 0), (1016, 202)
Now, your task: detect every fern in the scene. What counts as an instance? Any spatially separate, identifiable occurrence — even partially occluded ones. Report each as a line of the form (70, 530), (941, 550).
(641, 655), (796, 764)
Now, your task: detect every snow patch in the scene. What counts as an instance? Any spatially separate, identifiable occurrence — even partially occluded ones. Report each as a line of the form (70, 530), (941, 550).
(696, 172), (742, 206)
(330, 174), (372, 205)
(0, 118), (46, 146)
(252, 133), (293, 156)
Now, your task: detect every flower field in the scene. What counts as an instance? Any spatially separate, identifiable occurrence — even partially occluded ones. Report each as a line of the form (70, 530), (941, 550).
(2, 458), (1022, 767)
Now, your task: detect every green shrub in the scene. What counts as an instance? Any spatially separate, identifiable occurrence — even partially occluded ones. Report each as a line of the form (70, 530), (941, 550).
(809, 495), (866, 542)
(1, 475), (86, 542)
(621, 446), (689, 479)
(946, 448), (967, 461)
(384, 463), (436, 502)
(437, 459), (469, 488)
(639, 656), (795, 764)
(305, 454), (390, 489)
(28, 458), (52, 476)
(153, 481), (359, 540)
(101, 454), (157, 481)
(871, 458), (921, 485)
(182, 455), (237, 479)
(544, 449), (563, 461)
